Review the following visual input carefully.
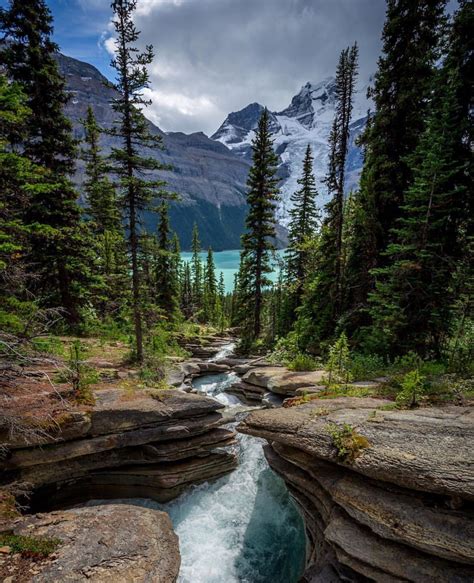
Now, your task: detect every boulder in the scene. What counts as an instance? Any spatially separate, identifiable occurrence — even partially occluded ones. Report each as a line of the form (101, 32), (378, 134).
(242, 367), (326, 396)
(11, 504), (180, 582)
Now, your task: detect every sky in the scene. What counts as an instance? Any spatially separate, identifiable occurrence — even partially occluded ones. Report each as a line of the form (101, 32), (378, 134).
(0, 0), (457, 136)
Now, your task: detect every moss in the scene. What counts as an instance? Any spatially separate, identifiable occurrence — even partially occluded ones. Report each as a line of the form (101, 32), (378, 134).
(0, 534), (61, 558)
(326, 422), (370, 463)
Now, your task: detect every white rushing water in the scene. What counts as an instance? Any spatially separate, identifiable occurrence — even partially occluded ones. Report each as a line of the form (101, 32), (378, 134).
(163, 370), (306, 583)
(210, 341), (237, 362)
(86, 361), (306, 582)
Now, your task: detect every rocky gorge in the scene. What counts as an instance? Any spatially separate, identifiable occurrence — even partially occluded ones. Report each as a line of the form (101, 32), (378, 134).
(1, 336), (473, 582)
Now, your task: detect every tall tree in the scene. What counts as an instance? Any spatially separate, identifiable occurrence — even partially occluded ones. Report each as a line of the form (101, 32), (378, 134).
(155, 202), (178, 319)
(368, 1), (473, 356)
(345, 0), (447, 332)
(298, 45), (358, 348)
(190, 223), (203, 312)
(108, 0), (169, 362)
(203, 247), (217, 322)
(285, 144), (319, 317)
(0, 0), (91, 327)
(238, 108), (280, 342)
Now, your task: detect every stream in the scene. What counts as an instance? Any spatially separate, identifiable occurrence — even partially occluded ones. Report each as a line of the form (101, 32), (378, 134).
(162, 369), (307, 583)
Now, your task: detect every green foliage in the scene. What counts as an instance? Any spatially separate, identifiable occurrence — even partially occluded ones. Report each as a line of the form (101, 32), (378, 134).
(325, 333), (353, 386)
(0, 534), (61, 558)
(287, 353), (318, 372)
(326, 422), (369, 462)
(236, 108), (280, 345)
(395, 369), (425, 408)
(32, 335), (64, 357)
(349, 353), (386, 381)
(61, 340), (97, 405)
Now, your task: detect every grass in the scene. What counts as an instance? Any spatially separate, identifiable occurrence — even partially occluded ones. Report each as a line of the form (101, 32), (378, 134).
(0, 534), (61, 559)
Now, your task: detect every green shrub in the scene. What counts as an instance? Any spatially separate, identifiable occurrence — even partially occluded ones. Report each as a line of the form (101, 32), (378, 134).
(325, 333), (353, 387)
(326, 422), (370, 462)
(0, 534), (61, 558)
(287, 353), (318, 371)
(350, 353), (386, 380)
(269, 332), (301, 365)
(32, 335), (64, 357)
(59, 340), (97, 405)
(395, 369), (425, 408)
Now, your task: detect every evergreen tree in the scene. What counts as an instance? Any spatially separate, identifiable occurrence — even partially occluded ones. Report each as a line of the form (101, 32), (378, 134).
(203, 247), (217, 321)
(285, 144), (319, 320)
(368, 1), (473, 356)
(82, 106), (121, 233)
(108, 0), (170, 362)
(1, 0), (93, 327)
(190, 223), (203, 312)
(238, 108), (280, 343)
(298, 45), (358, 348)
(345, 0), (447, 332)
(155, 202), (178, 319)
(180, 261), (193, 319)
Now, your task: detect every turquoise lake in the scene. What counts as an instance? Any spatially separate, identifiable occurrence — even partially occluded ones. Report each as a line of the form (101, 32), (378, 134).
(180, 249), (284, 292)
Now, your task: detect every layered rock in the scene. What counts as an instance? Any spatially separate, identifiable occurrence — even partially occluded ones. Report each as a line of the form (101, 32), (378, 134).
(5, 504), (180, 582)
(1, 388), (237, 510)
(238, 398), (474, 582)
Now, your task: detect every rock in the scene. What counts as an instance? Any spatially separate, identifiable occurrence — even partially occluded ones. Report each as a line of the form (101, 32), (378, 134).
(14, 504), (180, 582)
(195, 362), (230, 374)
(294, 386), (326, 396)
(224, 381), (266, 404)
(242, 367), (326, 396)
(0, 546), (11, 554)
(262, 392), (285, 408)
(238, 399), (474, 582)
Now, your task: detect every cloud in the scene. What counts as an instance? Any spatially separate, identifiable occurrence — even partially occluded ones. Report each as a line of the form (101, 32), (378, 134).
(101, 0), (387, 134)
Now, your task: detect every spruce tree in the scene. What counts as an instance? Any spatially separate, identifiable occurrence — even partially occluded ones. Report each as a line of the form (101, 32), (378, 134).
(180, 261), (193, 319)
(368, 1), (473, 356)
(203, 247), (217, 321)
(239, 108), (280, 342)
(285, 144), (319, 319)
(155, 202), (178, 319)
(345, 0), (447, 332)
(1, 0), (92, 327)
(190, 223), (203, 313)
(298, 45), (358, 348)
(108, 0), (170, 362)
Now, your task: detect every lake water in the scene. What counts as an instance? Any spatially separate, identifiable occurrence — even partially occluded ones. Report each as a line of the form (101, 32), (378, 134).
(180, 249), (284, 292)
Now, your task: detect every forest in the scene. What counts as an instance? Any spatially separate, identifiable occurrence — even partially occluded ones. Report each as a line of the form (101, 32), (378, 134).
(0, 0), (472, 400)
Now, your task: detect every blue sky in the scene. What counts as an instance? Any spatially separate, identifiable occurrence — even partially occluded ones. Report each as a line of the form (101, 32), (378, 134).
(1, 0), (459, 135)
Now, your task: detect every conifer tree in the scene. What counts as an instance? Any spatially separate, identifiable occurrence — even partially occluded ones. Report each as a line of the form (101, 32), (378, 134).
(180, 261), (193, 319)
(108, 0), (170, 362)
(155, 202), (178, 319)
(285, 144), (319, 318)
(190, 223), (203, 312)
(1, 0), (93, 327)
(368, 1), (473, 356)
(298, 45), (358, 348)
(203, 247), (217, 321)
(345, 0), (447, 332)
(238, 108), (280, 342)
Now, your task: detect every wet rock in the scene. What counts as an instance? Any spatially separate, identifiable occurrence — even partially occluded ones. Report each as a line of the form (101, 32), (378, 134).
(242, 367), (326, 396)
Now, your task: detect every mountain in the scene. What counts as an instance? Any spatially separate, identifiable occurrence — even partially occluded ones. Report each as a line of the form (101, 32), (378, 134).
(57, 53), (254, 250)
(212, 77), (371, 224)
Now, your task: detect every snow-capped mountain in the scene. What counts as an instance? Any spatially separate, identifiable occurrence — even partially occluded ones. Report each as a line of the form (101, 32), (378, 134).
(212, 77), (371, 224)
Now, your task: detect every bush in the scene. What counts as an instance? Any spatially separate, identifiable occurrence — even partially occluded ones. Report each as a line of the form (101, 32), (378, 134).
(326, 422), (370, 462)
(59, 340), (97, 405)
(395, 369), (425, 408)
(287, 353), (318, 371)
(350, 353), (386, 381)
(269, 332), (301, 365)
(325, 333), (353, 387)
(32, 335), (64, 357)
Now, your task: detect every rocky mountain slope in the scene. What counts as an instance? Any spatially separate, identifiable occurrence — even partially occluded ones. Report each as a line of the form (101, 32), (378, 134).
(212, 77), (371, 223)
(57, 53), (252, 250)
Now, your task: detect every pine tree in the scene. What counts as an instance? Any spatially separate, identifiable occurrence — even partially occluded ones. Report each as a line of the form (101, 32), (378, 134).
(368, 1), (473, 357)
(190, 223), (203, 313)
(345, 0), (447, 332)
(180, 261), (193, 319)
(1, 0), (93, 327)
(238, 108), (280, 342)
(203, 247), (217, 322)
(108, 0), (170, 362)
(298, 45), (358, 348)
(155, 202), (179, 319)
(285, 144), (319, 320)
(82, 106), (121, 233)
